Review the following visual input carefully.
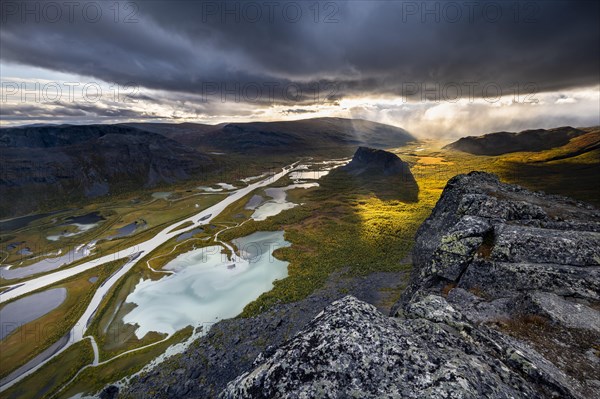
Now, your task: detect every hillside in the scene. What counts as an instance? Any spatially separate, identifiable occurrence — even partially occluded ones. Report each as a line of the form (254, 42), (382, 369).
(0, 125), (216, 217)
(119, 122), (222, 146)
(128, 118), (415, 154)
(333, 147), (419, 202)
(342, 146), (412, 176)
(524, 129), (600, 163)
(444, 126), (589, 156)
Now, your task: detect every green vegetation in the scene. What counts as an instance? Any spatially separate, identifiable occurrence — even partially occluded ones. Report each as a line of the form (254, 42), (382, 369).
(502, 130), (600, 163)
(0, 258), (127, 379)
(0, 191), (226, 287)
(86, 231), (218, 359)
(440, 148), (600, 206)
(1, 340), (94, 399)
(86, 269), (167, 360)
(58, 327), (193, 398)
(218, 169), (434, 317)
(218, 141), (599, 316)
(168, 220), (194, 233)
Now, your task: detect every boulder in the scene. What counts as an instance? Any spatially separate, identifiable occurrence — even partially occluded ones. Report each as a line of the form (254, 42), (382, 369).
(395, 171), (600, 397)
(221, 295), (583, 398)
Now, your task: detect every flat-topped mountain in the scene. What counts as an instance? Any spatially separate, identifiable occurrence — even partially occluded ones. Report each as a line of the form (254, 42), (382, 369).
(0, 124), (153, 148)
(341, 146), (411, 176)
(444, 126), (590, 155)
(4, 118), (414, 155)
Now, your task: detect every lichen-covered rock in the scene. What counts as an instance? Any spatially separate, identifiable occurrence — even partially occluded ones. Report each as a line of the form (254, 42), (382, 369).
(221, 296), (569, 399)
(117, 272), (409, 399)
(518, 292), (600, 334)
(401, 172), (600, 306)
(396, 171), (600, 398)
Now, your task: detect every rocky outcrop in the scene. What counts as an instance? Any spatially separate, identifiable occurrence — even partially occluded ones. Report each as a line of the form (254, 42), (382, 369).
(119, 271), (409, 398)
(395, 171), (600, 397)
(399, 172), (600, 311)
(221, 172), (599, 398)
(222, 295), (582, 398)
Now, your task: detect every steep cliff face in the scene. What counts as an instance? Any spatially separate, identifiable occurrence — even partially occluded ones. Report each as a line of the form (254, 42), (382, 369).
(221, 172), (599, 399)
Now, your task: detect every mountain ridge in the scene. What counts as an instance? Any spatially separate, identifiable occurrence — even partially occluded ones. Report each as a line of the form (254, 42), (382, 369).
(444, 126), (590, 156)
(0, 125), (216, 217)
(152, 117), (416, 153)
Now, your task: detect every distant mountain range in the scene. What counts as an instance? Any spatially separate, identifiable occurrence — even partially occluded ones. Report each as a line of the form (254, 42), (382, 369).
(0, 118), (415, 217)
(4, 118), (597, 218)
(444, 126), (598, 156)
(123, 117), (415, 153)
(0, 125), (216, 218)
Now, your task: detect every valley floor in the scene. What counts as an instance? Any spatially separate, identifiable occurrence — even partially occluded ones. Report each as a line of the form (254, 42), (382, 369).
(0, 140), (598, 398)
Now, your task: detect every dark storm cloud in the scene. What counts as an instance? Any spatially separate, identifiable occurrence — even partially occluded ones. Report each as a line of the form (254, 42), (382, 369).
(1, 0), (598, 103)
(281, 108), (317, 114)
(0, 101), (155, 120)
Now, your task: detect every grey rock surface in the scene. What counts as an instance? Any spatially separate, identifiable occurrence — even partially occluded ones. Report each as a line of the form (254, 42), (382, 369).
(519, 292), (600, 333)
(399, 171), (600, 307)
(396, 171), (600, 397)
(221, 295), (584, 399)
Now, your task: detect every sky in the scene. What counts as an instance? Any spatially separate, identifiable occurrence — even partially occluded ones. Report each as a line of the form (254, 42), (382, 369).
(1, 0), (599, 138)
